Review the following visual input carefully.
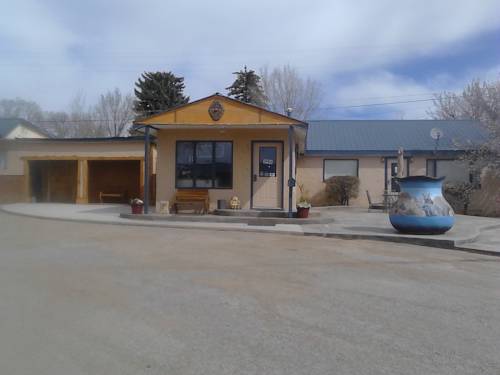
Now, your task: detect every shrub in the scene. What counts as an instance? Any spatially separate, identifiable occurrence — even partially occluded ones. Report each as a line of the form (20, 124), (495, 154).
(443, 181), (475, 214)
(325, 176), (360, 206)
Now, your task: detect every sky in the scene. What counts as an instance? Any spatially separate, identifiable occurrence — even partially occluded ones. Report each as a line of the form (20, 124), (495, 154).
(1, 0), (499, 120)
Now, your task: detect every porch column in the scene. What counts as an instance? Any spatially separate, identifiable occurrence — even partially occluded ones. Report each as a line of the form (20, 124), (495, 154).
(76, 159), (88, 204)
(143, 126), (151, 214)
(287, 125), (295, 217)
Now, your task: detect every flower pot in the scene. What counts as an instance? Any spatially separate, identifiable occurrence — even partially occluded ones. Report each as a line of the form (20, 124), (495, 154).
(296, 206), (310, 219)
(389, 176), (454, 234)
(131, 203), (144, 215)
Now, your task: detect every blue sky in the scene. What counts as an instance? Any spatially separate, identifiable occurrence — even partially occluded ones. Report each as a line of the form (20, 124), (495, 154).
(1, 0), (499, 120)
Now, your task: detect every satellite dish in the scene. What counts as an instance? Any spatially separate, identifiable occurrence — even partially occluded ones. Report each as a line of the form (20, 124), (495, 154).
(430, 128), (444, 140)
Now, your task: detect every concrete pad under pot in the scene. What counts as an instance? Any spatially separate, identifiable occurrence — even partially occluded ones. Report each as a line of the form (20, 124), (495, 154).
(389, 176), (455, 234)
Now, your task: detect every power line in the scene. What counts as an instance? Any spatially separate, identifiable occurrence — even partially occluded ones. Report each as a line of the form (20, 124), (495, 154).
(318, 98), (436, 110)
(28, 98), (438, 123)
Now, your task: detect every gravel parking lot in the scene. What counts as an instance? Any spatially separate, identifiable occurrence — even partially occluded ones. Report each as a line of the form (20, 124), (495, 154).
(0, 212), (499, 375)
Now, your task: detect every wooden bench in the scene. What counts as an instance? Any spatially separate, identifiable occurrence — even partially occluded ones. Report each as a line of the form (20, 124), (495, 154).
(99, 191), (125, 203)
(173, 189), (209, 214)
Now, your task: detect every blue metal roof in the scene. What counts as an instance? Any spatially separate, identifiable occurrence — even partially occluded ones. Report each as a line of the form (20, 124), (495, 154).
(305, 120), (487, 155)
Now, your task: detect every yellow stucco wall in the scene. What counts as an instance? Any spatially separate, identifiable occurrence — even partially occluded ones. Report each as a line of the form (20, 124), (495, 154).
(155, 128), (296, 211)
(1, 140), (146, 176)
(296, 155), (430, 207)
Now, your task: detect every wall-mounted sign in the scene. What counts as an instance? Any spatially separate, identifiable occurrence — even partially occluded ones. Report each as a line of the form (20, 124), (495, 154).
(208, 100), (224, 121)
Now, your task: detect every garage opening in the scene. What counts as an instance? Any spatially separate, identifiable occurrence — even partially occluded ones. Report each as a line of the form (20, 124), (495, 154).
(88, 160), (141, 203)
(29, 160), (78, 203)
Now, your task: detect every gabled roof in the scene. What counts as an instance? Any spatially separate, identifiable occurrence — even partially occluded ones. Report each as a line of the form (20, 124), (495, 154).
(306, 120), (488, 155)
(134, 93), (306, 126)
(0, 118), (50, 138)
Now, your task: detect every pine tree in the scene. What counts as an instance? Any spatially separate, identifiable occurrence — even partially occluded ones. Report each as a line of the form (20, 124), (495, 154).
(226, 66), (267, 107)
(134, 71), (189, 116)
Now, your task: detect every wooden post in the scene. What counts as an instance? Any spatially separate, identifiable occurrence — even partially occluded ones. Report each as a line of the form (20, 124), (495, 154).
(24, 159), (31, 202)
(76, 159), (89, 204)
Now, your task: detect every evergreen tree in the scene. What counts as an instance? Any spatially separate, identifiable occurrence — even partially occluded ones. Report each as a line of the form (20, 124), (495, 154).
(134, 71), (189, 116)
(226, 66), (267, 107)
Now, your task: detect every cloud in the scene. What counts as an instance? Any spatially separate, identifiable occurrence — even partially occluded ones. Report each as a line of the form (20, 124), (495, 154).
(318, 63), (500, 120)
(0, 0), (499, 112)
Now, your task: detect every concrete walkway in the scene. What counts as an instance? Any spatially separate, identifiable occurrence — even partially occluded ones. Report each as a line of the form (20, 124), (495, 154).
(1, 203), (499, 255)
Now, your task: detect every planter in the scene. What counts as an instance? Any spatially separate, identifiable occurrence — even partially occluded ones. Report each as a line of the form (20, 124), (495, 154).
(131, 203), (144, 215)
(389, 176), (454, 234)
(296, 206), (310, 219)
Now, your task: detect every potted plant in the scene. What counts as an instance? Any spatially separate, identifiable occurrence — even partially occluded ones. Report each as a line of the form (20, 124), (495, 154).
(296, 184), (311, 218)
(130, 198), (144, 214)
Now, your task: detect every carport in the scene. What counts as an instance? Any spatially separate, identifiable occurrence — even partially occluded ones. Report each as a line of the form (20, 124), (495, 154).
(4, 137), (152, 205)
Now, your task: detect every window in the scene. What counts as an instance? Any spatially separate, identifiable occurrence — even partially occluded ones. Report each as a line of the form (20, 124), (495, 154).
(323, 159), (358, 180)
(0, 151), (6, 170)
(176, 141), (232, 188)
(259, 146), (277, 177)
(426, 159), (471, 183)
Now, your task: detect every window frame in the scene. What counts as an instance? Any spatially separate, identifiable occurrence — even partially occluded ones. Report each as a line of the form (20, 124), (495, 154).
(323, 159), (359, 181)
(175, 140), (233, 189)
(426, 158), (472, 183)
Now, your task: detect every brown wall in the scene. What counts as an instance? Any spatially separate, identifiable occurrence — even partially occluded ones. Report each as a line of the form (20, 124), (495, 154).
(88, 160), (141, 203)
(29, 160), (78, 203)
(0, 175), (25, 203)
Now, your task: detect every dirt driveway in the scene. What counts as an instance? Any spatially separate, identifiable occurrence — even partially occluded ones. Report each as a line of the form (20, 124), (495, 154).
(0, 212), (499, 375)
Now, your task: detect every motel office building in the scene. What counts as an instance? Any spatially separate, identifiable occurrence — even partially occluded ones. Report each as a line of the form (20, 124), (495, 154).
(1, 95), (497, 215)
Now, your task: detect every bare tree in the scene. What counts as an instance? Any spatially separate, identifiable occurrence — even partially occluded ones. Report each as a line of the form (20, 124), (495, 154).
(0, 98), (44, 122)
(260, 65), (322, 120)
(65, 92), (106, 138)
(94, 88), (135, 137)
(43, 111), (71, 137)
(429, 78), (500, 174)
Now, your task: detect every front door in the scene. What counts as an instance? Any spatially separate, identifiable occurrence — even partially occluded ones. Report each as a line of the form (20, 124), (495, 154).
(252, 142), (283, 209)
(385, 158), (409, 192)
(390, 162), (399, 192)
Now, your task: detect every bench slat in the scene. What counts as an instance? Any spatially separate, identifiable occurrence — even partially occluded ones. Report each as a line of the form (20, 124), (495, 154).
(173, 189), (209, 214)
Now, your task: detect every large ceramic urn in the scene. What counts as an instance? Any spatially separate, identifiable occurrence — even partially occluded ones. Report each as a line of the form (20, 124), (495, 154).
(389, 176), (454, 234)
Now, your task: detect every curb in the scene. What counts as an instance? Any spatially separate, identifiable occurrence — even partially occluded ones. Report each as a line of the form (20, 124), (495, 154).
(1, 205), (499, 257)
(0, 206), (305, 237)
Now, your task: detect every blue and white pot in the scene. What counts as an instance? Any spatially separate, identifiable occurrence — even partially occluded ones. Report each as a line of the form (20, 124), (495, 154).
(389, 176), (454, 234)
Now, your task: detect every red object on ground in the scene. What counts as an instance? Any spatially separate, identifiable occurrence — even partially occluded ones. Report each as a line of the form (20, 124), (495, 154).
(296, 207), (310, 219)
(131, 204), (143, 215)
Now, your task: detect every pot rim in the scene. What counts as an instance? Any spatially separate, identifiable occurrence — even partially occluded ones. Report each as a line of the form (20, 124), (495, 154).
(395, 175), (445, 182)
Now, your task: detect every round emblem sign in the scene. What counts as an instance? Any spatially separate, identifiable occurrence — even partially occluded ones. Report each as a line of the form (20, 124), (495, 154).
(208, 100), (224, 121)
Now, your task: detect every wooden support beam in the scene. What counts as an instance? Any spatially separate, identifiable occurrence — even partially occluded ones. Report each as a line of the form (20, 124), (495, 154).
(24, 159), (31, 202)
(76, 159), (89, 204)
